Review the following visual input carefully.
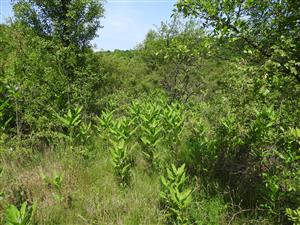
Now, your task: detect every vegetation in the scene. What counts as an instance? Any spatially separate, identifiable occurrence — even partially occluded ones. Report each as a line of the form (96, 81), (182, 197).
(160, 164), (193, 225)
(5, 201), (36, 225)
(0, 0), (299, 224)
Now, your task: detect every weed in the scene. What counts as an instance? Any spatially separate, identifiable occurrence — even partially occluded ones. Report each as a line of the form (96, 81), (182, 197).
(5, 201), (36, 225)
(41, 171), (64, 202)
(110, 139), (133, 188)
(56, 106), (82, 142)
(286, 207), (300, 225)
(160, 164), (192, 225)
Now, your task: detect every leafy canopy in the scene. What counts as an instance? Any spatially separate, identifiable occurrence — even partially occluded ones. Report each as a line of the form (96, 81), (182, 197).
(176, 0), (300, 80)
(13, 0), (104, 48)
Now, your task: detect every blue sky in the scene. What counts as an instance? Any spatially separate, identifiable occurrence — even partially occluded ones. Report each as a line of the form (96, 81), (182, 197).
(0, 0), (176, 50)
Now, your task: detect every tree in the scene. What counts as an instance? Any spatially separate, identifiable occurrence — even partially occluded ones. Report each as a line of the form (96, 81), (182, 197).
(176, 0), (300, 81)
(140, 15), (209, 101)
(12, 0), (105, 109)
(0, 1), (105, 136)
(13, 0), (104, 49)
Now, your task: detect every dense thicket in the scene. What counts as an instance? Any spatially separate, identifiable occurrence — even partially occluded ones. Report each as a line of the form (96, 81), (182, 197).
(0, 0), (299, 224)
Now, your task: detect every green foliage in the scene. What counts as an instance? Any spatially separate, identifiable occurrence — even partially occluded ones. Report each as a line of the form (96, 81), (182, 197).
(56, 106), (82, 131)
(140, 107), (163, 166)
(41, 171), (64, 202)
(56, 106), (82, 141)
(1, 0), (299, 224)
(5, 202), (36, 225)
(0, 100), (13, 133)
(13, 0), (104, 49)
(97, 50), (150, 94)
(0, 166), (3, 177)
(162, 102), (185, 143)
(96, 111), (113, 132)
(176, 0), (300, 81)
(140, 16), (208, 101)
(110, 139), (133, 188)
(160, 164), (192, 225)
(260, 126), (300, 218)
(41, 171), (64, 191)
(172, 13), (298, 215)
(286, 207), (300, 225)
(184, 118), (217, 175)
(78, 122), (92, 145)
(0, 82), (16, 135)
(0, 1), (105, 139)
(140, 118), (162, 148)
(110, 117), (136, 141)
(128, 100), (142, 123)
